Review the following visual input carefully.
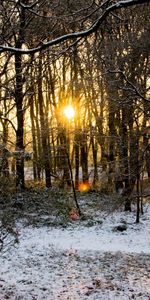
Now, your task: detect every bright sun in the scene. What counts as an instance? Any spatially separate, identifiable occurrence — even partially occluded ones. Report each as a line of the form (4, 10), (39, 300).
(63, 105), (75, 120)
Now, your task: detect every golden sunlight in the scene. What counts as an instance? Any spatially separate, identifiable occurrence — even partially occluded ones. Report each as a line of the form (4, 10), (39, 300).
(63, 105), (75, 120)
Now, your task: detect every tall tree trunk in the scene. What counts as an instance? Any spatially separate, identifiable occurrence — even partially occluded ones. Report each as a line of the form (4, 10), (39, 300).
(91, 133), (98, 186)
(1, 92), (9, 177)
(15, 52), (25, 189)
(121, 108), (131, 211)
(80, 130), (89, 182)
(106, 73), (117, 192)
(72, 45), (80, 189)
(143, 101), (150, 179)
(38, 54), (51, 188)
(58, 128), (71, 187)
(14, 2), (26, 189)
(30, 97), (38, 181)
(74, 131), (80, 189)
(34, 94), (42, 180)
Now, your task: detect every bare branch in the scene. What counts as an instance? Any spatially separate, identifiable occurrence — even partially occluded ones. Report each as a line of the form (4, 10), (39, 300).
(0, 54), (13, 76)
(18, 0), (38, 9)
(108, 69), (150, 103)
(0, 0), (149, 54)
(0, 116), (16, 132)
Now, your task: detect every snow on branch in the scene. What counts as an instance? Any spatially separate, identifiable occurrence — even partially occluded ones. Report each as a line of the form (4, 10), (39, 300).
(108, 70), (150, 103)
(0, 0), (149, 54)
(18, 0), (38, 9)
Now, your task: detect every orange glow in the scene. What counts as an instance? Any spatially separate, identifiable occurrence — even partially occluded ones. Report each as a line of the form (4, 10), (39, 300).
(78, 182), (91, 192)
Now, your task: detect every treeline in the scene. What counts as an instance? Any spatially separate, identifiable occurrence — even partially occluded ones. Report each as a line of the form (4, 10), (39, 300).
(0, 1), (149, 211)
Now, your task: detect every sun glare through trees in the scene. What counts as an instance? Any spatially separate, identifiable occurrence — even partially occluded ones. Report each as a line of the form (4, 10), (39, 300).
(63, 105), (75, 121)
(0, 0), (149, 216)
(0, 1), (150, 299)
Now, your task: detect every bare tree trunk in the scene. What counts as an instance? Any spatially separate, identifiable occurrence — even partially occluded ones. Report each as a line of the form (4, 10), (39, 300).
(35, 94), (42, 180)
(91, 133), (98, 186)
(80, 130), (89, 182)
(59, 128), (71, 187)
(121, 108), (131, 211)
(15, 51), (25, 189)
(136, 139), (140, 223)
(106, 73), (117, 192)
(143, 101), (150, 179)
(38, 54), (51, 188)
(72, 45), (80, 189)
(30, 97), (38, 181)
(14, 2), (27, 189)
(74, 131), (80, 189)
(1, 92), (9, 177)
(66, 150), (81, 215)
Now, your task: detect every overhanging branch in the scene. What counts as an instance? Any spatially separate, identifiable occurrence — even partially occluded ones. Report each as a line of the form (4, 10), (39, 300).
(0, 0), (149, 54)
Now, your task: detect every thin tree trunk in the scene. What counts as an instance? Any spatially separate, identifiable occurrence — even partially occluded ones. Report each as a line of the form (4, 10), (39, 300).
(15, 52), (25, 189)
(35, 94), (42, 180)
(59, 128), (71, 187)
(74, 131), (80, 189)
(91, 134), (98, 186)
(136, 142), (140, 223)
(80, 130), (89, 182)
(121, 108), (131, 211)
(30, 97), (38, 180)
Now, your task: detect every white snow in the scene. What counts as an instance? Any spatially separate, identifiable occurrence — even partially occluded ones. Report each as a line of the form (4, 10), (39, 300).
(0, 204), (150, 299)
(16, 209), (150, 255)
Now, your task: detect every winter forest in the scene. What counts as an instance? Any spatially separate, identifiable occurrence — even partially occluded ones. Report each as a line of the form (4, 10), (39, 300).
(0, 1), (150, 299)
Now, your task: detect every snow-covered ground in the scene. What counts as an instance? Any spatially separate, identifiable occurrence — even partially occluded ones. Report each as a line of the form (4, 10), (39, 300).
(0, 203), (150, 299)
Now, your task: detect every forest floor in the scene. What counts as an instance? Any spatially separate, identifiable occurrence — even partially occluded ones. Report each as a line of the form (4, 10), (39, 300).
(0, 188), (150, 299)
